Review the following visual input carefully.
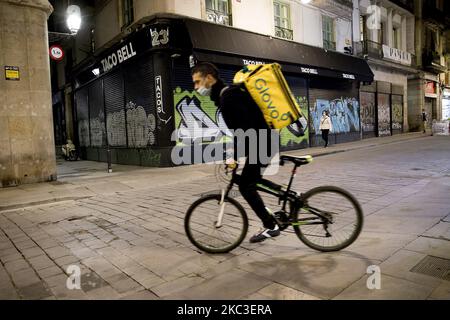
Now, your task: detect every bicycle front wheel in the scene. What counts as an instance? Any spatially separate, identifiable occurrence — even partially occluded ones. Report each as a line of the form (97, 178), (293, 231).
(293, 186), (363, 252)
(185, 194), (248, 254)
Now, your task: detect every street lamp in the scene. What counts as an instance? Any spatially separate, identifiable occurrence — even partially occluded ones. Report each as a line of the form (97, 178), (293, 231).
(48, 5), (82, 43)
(66, 5), (81, 35)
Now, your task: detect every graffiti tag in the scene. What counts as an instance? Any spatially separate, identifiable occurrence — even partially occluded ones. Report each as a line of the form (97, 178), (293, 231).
(175, 96), (232, 142)
(155, 76), (172, 124)
(310, 97), (360, 134)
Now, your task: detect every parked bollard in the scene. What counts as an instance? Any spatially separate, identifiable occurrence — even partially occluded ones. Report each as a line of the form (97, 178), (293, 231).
(107, 147), (112, 173)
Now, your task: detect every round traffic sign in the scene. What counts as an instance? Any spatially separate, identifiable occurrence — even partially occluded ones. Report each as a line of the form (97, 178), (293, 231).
(49, 45), (64, 61)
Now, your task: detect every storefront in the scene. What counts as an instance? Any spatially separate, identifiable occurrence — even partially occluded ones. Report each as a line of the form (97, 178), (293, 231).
(360, 81), (404, 138)
(441, 87), (450, 120)
(72, 14), (373, 167)
(424, 80), (438, 124)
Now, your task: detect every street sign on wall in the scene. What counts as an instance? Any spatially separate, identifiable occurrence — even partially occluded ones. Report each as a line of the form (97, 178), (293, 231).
(425, 81), (437, 98)
(49, 45), (64, 61)
(4, 66), (20, 81)
(382, 45), (412, 66)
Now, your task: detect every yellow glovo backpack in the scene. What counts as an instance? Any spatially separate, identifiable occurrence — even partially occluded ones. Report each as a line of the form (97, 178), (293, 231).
(233, 63), (307, 131)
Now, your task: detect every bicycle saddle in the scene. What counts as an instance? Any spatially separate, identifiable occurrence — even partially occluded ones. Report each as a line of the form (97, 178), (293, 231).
(280, 155), (313, 166)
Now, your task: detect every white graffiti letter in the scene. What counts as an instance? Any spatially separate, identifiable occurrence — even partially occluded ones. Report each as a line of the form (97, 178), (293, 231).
(366, 265), (381, 290)
(366, 5), (381, 30)
(66, 265), (81, 290)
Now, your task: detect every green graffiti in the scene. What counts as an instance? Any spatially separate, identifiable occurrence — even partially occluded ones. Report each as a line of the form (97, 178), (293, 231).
(280, 96), (309, 147)
(392, 103), (403, 130)
(174, 87), (219, 127)
(173, 87), (232, 146)
(140, 149), (161, 166)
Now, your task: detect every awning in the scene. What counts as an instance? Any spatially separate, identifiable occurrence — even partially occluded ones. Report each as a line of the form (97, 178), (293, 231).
(184, 18), (374, 82)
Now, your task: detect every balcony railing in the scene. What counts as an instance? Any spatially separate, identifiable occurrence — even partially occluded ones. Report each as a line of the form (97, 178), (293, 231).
(274, 26), (293, 41)
(206, 9), (232, 26)
(358, 40), (416, 67)
(422, 50), (447, 72)
(323, 39), (336, 51)
(360, 39), (383, 58)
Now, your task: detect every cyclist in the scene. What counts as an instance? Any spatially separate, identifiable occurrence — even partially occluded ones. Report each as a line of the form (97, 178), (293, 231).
(191, 62), (280, 243)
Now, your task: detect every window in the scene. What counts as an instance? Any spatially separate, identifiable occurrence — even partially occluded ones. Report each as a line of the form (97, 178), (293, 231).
(393, 27), (401, 49)
(206, 0), (232, 26)
(322, 15), (335, 50)
(274, 1), (293, 40)
(121, 0), (134, 29)
(360, 15), (366, 42)
(425, 27), (438, 52)
(378, 22), (385, 44)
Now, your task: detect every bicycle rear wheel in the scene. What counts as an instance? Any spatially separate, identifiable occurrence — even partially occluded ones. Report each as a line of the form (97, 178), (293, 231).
(293, 186), (363, 252)
(185, 194), (248, 254)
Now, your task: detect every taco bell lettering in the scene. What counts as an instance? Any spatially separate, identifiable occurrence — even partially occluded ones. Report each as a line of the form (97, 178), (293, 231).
(101, 42), (137, 73)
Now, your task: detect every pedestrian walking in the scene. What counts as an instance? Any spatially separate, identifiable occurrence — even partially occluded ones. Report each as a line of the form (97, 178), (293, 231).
(421, 109), (427, 133)
(319, 110), (332, 148)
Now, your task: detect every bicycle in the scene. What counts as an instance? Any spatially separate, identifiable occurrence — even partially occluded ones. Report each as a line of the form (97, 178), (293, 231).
(184, 154), (363, 254)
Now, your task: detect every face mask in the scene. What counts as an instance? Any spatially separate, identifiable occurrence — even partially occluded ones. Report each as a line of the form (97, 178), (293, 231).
(197, 86), (212, 96)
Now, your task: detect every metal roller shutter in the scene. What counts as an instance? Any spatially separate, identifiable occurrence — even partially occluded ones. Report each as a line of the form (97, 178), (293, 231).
(391, 94), (403, 135)
(218, 65), (241, 84)
(360, 91), (376, 139)
(75, 88), (90, 147)
(377, 93), (391, 137)
(104, 71), (126, 147)
(308, 77), (360, 147)
(123, 55), (157, 148)
(88, 80), (106, 147)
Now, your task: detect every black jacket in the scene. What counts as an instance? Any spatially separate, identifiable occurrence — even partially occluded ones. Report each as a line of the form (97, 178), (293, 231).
(210, 80), (277, 164)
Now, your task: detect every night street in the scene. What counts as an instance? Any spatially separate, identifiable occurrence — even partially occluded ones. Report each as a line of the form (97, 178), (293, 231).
(1, 134), (449, 300)
(1, 0), (450, 308)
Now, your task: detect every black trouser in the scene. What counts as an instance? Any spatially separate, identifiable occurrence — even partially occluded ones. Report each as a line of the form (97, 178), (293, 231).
(238, 158), (276, 229)
(321, 129), (330, 146)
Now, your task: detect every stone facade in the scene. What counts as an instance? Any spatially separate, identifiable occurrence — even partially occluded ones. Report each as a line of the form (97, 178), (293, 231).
(0, 0), (56, 187)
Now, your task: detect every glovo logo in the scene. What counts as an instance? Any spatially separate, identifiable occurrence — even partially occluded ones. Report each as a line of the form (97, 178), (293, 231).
(254, 78), (291, 122)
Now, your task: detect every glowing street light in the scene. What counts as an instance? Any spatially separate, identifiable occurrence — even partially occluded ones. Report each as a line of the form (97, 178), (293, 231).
(66, 5), (81, 34)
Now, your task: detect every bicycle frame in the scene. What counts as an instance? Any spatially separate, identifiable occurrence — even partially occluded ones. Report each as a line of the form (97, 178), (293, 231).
(218, 162), (332, 227)
(187, 161), (363, 253)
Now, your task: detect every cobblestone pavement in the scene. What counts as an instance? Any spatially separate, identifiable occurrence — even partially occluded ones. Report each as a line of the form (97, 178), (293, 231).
(1, 135), (449, 299)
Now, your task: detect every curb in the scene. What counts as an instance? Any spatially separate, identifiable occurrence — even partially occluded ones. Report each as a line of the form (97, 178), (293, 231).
(0, 196), (92, 213)
(292, 133), (431, 159)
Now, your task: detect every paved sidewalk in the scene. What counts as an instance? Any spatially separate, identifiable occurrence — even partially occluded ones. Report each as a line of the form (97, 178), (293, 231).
(1, 132), (449, 300)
